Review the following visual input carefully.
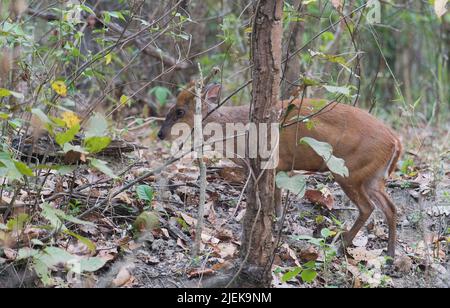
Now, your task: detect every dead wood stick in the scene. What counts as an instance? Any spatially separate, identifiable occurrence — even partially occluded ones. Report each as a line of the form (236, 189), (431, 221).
(192, 70), (207, 257)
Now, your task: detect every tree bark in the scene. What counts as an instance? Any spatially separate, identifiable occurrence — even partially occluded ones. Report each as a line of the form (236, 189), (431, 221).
(239, 0), (283, 288)
(282, 0), (304, 98)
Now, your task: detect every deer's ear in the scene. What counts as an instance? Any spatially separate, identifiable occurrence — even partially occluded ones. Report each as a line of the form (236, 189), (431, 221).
(205, 83), (222, 104)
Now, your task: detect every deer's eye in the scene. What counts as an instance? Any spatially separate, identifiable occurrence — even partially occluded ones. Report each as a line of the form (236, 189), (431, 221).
(176, 109), (185, 118)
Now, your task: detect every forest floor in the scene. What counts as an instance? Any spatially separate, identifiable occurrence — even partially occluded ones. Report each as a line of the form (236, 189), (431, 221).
(97, 122), (450, 288)
(0, 121), (448, 288)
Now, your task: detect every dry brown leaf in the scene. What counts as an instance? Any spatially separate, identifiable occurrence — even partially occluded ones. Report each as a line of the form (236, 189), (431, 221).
(201, 232), (220, 245)
(114, 192), (133, 204)
(179, 212), (196, 226)
(347, 247), (383, 262)
(127, 241), (143, 251)
(219, 167), (246, 183)
(212, 260), (232, 271)
(112, 265), (134, 287)
(299, 245), (319, 262)
(177, 237), (188, 250)
(3, 248), (17, 260)
(216, 229), (233, 241)
(187, 268), (215, 279)
(394, 255), (413, 274)
(161, 228), (170, 238)
(216, 242), (237, 259)
(0, 231), (13, 249)
(305, 189), (334, 210)
(352, 232), (368, 247)
(97, 249), (117, 262)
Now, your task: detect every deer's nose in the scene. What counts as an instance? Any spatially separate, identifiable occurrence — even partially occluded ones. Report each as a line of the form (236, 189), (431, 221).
(157, 130), (165, 140)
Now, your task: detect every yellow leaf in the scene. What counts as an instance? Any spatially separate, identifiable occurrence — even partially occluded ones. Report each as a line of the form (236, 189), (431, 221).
(120, 95), (129, 106)
(105, 53), (112, 65)
(51, 81), (68, 97)
(61, 111), (80, 128)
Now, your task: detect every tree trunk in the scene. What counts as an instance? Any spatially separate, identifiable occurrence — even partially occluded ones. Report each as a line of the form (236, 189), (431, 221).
(239, 0), (283, 288)
(282, 0), (304, 99)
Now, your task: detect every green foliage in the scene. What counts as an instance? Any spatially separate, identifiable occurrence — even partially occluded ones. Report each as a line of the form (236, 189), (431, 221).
(6, 203), (106, 286)
(281, 261), (318, 284)
(17, 246), (106, 287)
(133, 211), (160, 233)
(6, 213), (29, 232)
(299, 137), (349, 177)
(84, 136), (111, 154)
(85, 113), (109, 138)
(275, 172), (307, 197)
(0, 152), (34, 180)
(136, 185), (154, 203)
(88, 158), (117, 179)
(55, 123), (80, 147)
(400, 158), (417, 177)
(149, 86), (171, 106)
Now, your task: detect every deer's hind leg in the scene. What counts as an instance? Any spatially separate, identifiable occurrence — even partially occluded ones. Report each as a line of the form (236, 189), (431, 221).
(366, 183), (398, 258)
(337, 181), (376, 249)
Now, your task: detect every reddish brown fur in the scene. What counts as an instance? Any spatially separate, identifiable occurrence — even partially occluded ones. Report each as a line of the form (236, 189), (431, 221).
(158, 86), (402, 258)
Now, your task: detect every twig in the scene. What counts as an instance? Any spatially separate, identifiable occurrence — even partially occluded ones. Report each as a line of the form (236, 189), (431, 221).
(192, 66), (207, 257)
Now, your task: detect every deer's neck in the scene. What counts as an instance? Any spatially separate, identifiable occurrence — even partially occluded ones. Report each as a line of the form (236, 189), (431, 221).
(205, 105), (250, 126)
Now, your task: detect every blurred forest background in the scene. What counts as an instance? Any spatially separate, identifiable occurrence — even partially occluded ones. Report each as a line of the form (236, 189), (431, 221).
(0, 0), (448, 288)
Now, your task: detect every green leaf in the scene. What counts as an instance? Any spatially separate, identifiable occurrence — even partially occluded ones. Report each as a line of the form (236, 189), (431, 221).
(0, 112), (10, 120)
(6, 213), (29, 232)
(301, 269), (317, 283)
(136, 185), (154, 202)
(37, 247), (74, 268)
(299, 137), (349, 177)
(133, 211), (160, 232)
(33, 259), (53, 286)
(0, 154), (23, 181)
(41, 203), (94, 230)
(320, 228), (333, 239)
(89, 158), (117, 179)
(79, 257), (107, 272)
(281, 266), (302, 282)
(55, 165), (77, 175)
(303, 261), (316, 269)
(275, 172), (307, 197)
(150, 86), (171, 106)
(55, 124), (80, 147)
(84, 136), (111, 154)
(323, 85), (350, 96)
(85, 113), (108, 138)
(103, 11), (111, 23)
(80, 5), (95, 15)
(64, 230), (97, 253)
(63, 143), (88, 154)
(119, 95), (129, 106)
(14, 161), (34, 176)
(108, 11), (126, 21)
(0, 88), (11, 97)
(17, 248), (39, 260)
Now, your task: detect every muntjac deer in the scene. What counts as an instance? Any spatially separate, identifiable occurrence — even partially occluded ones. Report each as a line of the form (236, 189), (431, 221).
(158, 84), (402, 259)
